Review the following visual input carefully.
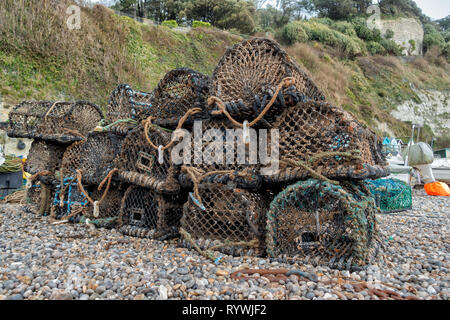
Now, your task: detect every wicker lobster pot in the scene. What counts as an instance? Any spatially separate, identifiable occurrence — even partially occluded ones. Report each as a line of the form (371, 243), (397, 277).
(50, 178), (127, 226)
(180, 183), (272, 257)
(118, 185), (186, 240)
(177, 118), (263, 191)
(115, 124), (180, 194)
(106, 84), (153, 123)
(60, 131), (126, 186)
(263, 100), (389, 184)
(266, 179), (379, 270)
(25, 140), (67, 176)
(149, 68), (211, 128)
(209, 38), (325, 125)
(25, 178), (55, 216)
(7, 101), (103, 143)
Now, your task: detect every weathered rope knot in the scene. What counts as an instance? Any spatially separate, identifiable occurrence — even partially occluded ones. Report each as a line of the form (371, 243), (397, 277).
(208, 76), (295, 128)
(142, 107), (202, 151)
(76, 168), (118, 218)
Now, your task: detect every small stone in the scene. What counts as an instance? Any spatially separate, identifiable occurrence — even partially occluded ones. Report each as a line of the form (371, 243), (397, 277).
(9, 294), (24, 301)
(96, 286), (106, 295)
(50, 291), (73, 300)
(158, 285), (168, 300)
(427, 285), (436, 295)
(216, 270), (229, 277)
(134, 294), (145, 300)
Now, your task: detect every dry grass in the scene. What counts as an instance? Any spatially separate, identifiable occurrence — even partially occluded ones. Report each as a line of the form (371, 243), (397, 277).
(285, 43), (352, 107)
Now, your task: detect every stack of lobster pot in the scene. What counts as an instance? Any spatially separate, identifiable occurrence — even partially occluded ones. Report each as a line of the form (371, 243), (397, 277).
(4, 101), (103, 216)
(175, 38), (389, 270)
(114, 68), (212, 240)
(51, 84), (156, 227)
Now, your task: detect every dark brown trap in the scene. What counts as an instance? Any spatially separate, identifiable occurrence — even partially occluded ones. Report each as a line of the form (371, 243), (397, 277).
(149, 68), (211, 128)
(60, 131), (125, 186)
(7, 101), (103, 143)
(264, 100), (389, 184)
(115, 124), (180, 194)
(180, 183), (271, 256)
(210, 38), (325, 125)
(118, 185), (186, 240)
(24, 140), (66, 177)
(177, 118), (262, 190)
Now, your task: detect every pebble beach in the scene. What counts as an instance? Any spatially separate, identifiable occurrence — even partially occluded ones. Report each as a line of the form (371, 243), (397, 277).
(0, 189), (448, 300)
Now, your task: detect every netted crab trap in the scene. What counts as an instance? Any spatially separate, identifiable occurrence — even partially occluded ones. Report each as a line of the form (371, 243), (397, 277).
(6, 101), (103, 143)
(209, 38), (325, 125)
(149, 68), (211, 127)
(366, 178), (412, 213)
(177, 118), (263, 191)
(180, 182), (272, 257)
(115, 124), (180, 194)
(106, 84), (153, 123)
(24, 140), (66, 178)
(263, 100), (389, 184)
(25, 178), (55, 216)
(265, 179), (379, 270)
(60, 131), (125, 186)
(118, 185), (186, 240)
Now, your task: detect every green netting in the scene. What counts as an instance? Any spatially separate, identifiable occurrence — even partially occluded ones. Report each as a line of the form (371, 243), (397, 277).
(366, 178), (412, 213)
(266, 179), (379, 270)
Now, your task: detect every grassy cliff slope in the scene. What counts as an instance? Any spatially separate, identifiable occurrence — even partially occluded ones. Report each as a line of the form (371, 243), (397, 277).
(1, 2), (449, 145)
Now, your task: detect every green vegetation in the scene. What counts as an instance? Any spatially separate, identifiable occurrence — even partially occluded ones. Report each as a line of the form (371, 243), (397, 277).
(161, 20), (178, 28)
(193, 20), (211, 28)
(0, 0), (449, 144)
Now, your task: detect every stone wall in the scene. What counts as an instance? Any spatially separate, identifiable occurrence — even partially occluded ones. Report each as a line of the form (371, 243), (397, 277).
(379, 18), (424, 56)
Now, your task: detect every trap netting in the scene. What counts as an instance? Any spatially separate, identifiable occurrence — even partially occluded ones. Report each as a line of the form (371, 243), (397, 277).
(209, 38), (325, 125)
(51, 174), (126, 225)
(149, 68), (211, 127)
(7, 101), (103, 143)
(60, 131), (125, 186)
(365, 178), (412, 213)
(106, 84), (153, 123)
(266, 179), (379, 270)
(24, 140), (66, 177)
(180, 183), (272, 257)
(25, 179), (55, 216)
(119, 185), (186, 240)
(50, 177), (89, 221)
(264, 100), (389, 184)
(177, 118), (263, 191)
(115, 124), (180, 194)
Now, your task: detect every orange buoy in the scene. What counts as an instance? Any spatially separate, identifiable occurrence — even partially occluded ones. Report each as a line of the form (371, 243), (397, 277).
(424, 182), (450, 197)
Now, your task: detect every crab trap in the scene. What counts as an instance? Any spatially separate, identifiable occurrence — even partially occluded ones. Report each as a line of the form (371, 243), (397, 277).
(115, 124), (180, 194)
(24, 140), (66, 177)
(210, 38), (325, 125)
(265, 179), (379, 270)
(6, 101), (103, 143)
(25, 178), (55, 216)
(177, 118), (263, 191)
(180, 183), (272, 257)
(365, 178), (412, 213)
(263, 100), (389, 184)
(118, 185), (186, 240)
(149, 68), (211, 128)
(106, 84), (153, 123)
(60, 131), (125, 186)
